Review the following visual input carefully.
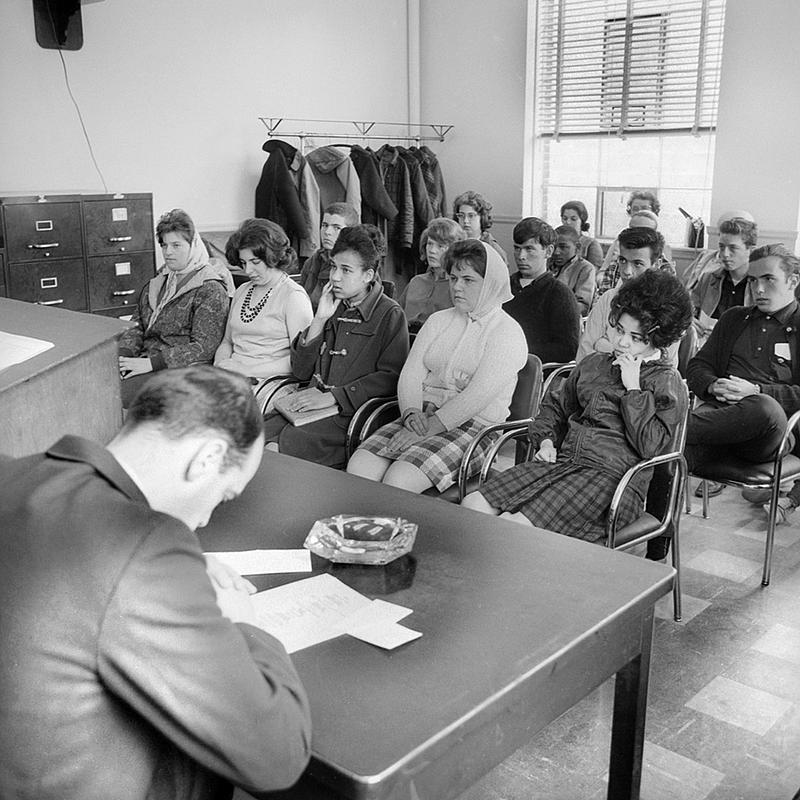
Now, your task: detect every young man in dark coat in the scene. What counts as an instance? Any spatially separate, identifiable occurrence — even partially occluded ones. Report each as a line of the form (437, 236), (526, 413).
(503, 216), (580, 364)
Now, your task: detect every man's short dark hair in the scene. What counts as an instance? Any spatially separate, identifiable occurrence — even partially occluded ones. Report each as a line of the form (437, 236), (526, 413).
(554, 225), (580, 244)
(513, 217), (556, 248)
(124, 366), (263, 469)
(618, 227), (665, 262)
(720, 217), (758, 249)
(749, 243), (800, 278)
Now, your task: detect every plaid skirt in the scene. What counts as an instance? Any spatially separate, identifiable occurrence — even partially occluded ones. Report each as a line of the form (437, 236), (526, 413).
(480, 459), (648, 543)
(357, 418), (496, 492)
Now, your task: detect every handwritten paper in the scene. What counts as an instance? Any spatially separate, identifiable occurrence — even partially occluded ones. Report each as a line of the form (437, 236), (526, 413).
(250, 574), (422, 652)
(251, 573), (370, 652)
(0, 331), (54, 372)
(205, 549), (311, 576)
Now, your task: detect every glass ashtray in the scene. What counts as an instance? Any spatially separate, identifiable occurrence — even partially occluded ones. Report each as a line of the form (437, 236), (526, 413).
(303, 515), (418, 565)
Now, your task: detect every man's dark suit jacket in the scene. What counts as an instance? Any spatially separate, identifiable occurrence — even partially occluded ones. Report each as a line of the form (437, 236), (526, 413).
(0, 436), (311, 800)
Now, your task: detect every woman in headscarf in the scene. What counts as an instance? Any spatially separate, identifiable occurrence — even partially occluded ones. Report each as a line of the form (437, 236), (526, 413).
(347, 239), (527, 494)
(118, 208), (234, 407)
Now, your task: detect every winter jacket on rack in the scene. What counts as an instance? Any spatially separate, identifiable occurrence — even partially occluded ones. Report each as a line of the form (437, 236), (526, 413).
(306, 146), (362, 221)
(350, 145), (398, 225)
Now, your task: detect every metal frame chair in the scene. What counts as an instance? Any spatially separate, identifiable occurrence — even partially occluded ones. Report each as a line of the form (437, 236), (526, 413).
(350, 355), (544, 502)
(253, 375), (302, 416)
(470, 366), (691, 621)
(690, 408), (800, 586)
(605, 384), (691, 622)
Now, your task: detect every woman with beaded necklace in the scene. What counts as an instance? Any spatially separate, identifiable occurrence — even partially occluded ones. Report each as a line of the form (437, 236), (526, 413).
(214, 218), (312, 380)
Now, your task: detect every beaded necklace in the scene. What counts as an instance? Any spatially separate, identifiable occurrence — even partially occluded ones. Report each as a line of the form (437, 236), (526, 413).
(239, 283), (273, 323)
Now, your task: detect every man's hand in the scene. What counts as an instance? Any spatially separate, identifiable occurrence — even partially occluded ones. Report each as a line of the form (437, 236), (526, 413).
(204, 555), (258, 626)
(533, 438), (557, 462)
(711, 375), (760, 403)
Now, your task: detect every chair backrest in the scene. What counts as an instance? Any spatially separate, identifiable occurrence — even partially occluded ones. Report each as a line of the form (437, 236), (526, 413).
(508, 354), (543, 422)
(677, 325), (698, 377)
(539, 361), (576, 408)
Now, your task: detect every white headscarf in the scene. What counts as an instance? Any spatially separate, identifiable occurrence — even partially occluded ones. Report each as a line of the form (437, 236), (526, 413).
(464, 240), (513, 320)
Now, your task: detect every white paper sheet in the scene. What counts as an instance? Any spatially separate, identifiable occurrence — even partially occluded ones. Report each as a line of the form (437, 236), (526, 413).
(205, 549), (311, 575)
(347, 622), (422, 649)
(250, 573), (371, 653)
(0, 330), (54, 372)
(249, 574), (422, 653)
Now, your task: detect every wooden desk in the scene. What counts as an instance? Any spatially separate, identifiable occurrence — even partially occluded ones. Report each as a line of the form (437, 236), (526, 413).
(200, 452), (673, 800)
(0, 298), (129, 456)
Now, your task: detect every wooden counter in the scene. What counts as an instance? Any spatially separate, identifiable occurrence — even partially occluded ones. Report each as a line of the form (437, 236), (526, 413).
(0, 298), (129, 456)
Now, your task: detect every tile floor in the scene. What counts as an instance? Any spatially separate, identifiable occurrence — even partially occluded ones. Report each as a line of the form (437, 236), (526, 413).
(460, 483), (800, 800)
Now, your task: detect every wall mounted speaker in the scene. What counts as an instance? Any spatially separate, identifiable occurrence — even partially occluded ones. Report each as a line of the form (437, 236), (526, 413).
(33, 0), (83, 51)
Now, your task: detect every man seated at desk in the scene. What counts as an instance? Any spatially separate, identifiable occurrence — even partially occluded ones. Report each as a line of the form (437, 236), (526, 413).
(0, 366), (311, 800)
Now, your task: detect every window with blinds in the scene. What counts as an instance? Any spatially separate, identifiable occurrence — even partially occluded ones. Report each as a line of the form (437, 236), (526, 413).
(536, 0), (727, 139)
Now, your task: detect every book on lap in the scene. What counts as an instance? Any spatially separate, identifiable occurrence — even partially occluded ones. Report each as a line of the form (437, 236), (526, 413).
(274, 387), (338, 426)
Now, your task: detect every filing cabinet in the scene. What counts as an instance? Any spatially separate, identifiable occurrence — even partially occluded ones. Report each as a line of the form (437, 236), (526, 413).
(0, 193), (156, 316)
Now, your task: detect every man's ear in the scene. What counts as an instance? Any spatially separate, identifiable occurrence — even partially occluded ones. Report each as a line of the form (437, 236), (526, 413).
(186, 438), (228, 482)
(544, 243), (555, 259)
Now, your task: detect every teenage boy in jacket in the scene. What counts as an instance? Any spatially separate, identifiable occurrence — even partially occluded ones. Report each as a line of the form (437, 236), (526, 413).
(299, 201), (359, 309)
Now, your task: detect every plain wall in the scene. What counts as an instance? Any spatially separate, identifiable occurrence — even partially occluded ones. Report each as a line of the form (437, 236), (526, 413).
(705, 0), (800, 248)
(0, 0), (410, 228)
(419, 0), (528, 261)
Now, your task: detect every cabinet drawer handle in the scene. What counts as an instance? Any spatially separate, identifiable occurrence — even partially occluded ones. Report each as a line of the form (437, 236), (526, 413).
(108, 236), (132, 242)
(27, 242), (59, 249)
(37, 298), (64, 306)
(112, 289), (136, 296)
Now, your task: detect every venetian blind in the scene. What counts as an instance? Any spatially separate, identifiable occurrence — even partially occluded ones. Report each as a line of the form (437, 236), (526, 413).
(536, 0), (726, 138)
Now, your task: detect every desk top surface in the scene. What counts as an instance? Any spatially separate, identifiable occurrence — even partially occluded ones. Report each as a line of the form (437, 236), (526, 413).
(200, 452), (672, 793)
(0, 298), (130, 392)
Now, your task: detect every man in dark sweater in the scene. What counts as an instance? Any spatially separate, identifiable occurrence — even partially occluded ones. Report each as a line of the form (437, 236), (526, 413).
(503, 217), (580, 364)
(686, 244), (800, 469)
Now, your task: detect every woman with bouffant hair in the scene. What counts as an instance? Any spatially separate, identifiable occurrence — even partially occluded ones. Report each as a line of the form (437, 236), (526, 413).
(118, 208), (234, 408)
(214, 218), (312, 380)
(463, 269), (692, 542)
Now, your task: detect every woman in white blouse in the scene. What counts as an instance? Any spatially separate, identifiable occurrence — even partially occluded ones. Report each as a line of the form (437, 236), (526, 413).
(347, 240), (527, 494)
(214, 218), (312, 380)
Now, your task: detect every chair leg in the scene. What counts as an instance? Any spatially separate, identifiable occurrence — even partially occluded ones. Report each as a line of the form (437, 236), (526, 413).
(701, 479), (709, 518)
(762, 479), (783, 587)
(671, 514), (682, 622)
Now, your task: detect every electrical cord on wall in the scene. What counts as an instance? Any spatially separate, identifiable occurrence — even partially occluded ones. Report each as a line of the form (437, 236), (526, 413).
(47, 1), (109, 193)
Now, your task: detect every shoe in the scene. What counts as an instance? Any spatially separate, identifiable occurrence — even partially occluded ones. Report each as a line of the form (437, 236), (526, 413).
(742, 484), (792, 504)
(742, 487), (772, 504)
(694, 481), (725, 498)
(763, 498), (795, 525)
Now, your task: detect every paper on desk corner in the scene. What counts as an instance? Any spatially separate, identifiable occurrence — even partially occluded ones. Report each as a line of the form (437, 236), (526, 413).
(348, 622), (422, 649)
(342, 598), (413, 631)
(0, 330), (54, 372)
(205, 549), (311, 575)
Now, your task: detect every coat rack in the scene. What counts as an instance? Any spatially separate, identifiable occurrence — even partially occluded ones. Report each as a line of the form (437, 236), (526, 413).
(259, 117), (454, 148)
